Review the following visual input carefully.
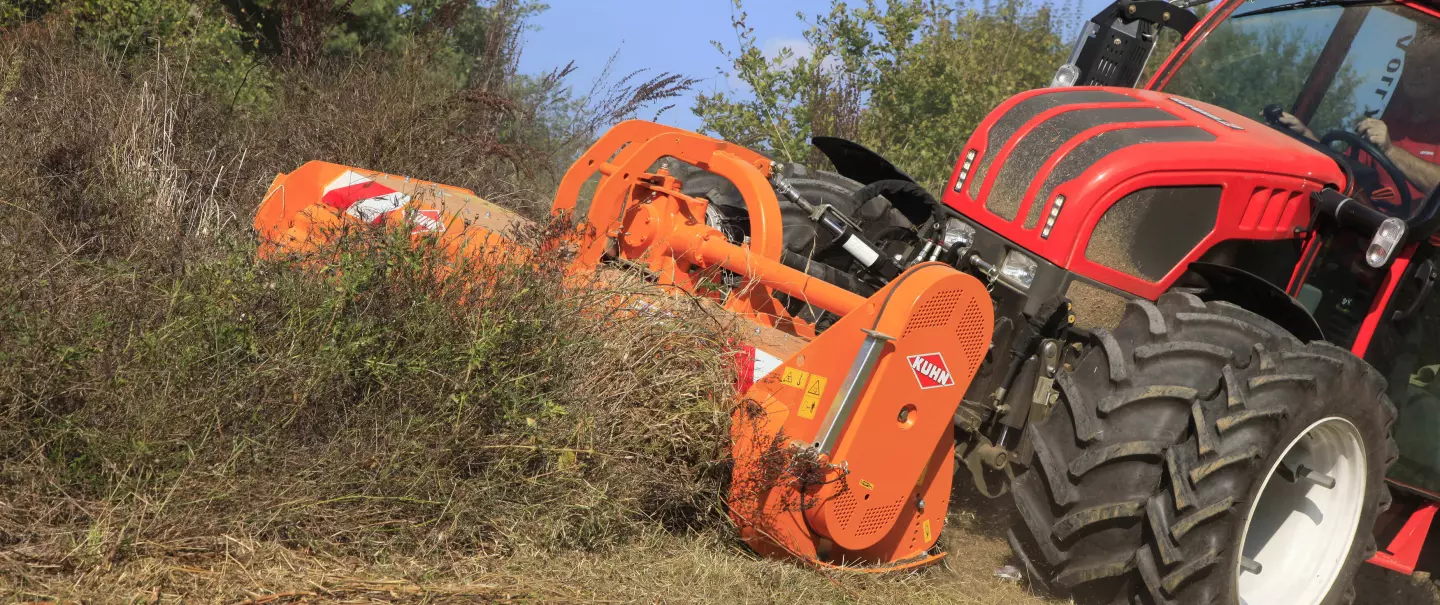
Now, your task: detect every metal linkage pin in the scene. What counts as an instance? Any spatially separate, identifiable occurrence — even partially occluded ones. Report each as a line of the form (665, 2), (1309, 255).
(1278, 463), (1336, 489)
(1296, 464), (1336, 489)
(1239, 557), (1263, 574)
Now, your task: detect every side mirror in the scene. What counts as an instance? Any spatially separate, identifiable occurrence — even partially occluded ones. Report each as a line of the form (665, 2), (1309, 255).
(1051, 0), (1200, 88)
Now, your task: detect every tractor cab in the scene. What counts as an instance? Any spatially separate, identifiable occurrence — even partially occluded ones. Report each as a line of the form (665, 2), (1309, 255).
(1155, 0), (1440, 218)
(1161, 0), (1440, 513)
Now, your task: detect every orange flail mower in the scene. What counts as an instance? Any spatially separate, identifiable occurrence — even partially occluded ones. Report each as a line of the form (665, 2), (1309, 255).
(253, 121), (992, 571)
(265, 0), (1440, 599)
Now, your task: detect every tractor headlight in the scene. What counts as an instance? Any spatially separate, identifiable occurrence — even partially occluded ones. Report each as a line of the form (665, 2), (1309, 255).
(1366, 217), (1406, 268)
(955, 149), (978, 193)
(943, 218), (976, 249)
(1050, 63), (1080, 88)
(999, 250), (1038, 289)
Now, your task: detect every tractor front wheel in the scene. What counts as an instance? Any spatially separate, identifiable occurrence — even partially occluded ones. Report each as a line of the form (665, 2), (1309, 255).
(1009, 292), (1396, 604)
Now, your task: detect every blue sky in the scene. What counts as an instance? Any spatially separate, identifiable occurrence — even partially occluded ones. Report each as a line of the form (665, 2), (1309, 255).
(517, 0), (1110, 132)
(517, 1), (833, 131)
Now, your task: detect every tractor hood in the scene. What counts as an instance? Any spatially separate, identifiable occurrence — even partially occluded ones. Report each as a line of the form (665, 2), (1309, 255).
(943, 87), (1345, 299)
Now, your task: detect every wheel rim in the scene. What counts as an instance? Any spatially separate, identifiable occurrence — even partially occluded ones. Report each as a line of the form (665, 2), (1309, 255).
(1237, 417), (1367, 605)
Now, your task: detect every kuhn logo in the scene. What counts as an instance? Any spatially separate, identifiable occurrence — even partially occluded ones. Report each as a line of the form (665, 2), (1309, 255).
(908, 353), (954, 389)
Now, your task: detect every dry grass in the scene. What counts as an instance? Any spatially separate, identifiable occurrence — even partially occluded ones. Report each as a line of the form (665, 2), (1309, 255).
(0, 17), (735, 602)
(5, 498), (1066, 604)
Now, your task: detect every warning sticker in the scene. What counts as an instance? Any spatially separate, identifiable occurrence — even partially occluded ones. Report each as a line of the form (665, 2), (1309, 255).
(798, 393), (820, 419)
(410, 208), (445, 234)
(805, 374), (827, 396)
(907, 352), (956, 389)
(780, 367), (809, 388)
(797, 373), (827, 420)
(922, 519), (933, 542)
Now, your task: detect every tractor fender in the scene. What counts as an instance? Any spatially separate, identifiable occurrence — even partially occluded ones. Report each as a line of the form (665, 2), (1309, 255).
(1182, 261), (1325, 343)
(810, 136), (937, 225)
(811, 136), (917, 186)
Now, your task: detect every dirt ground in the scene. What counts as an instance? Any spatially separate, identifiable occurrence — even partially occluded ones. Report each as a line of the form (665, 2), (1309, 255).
(9, 490), (1437, 604)
(1355, 565), (1440, 605)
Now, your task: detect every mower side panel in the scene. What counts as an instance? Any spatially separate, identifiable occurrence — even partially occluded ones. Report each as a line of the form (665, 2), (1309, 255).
(731, 263), (993, 566)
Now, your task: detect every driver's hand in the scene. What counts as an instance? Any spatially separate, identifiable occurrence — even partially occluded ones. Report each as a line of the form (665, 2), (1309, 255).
(1357, 118), (1394, 154)
(1278, 112), (1318, 141)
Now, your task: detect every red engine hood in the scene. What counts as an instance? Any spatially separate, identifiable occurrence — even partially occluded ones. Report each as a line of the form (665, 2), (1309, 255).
(942, 87), (1344, 298)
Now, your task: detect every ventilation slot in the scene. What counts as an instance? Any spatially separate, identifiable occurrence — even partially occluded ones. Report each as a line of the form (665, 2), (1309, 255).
(954, 298), (989, 374)
(902, 289), (965, 336)
(1240, 186), (1304, 233)
(854, 498), (907, 538)
(832, 489), (859, 531)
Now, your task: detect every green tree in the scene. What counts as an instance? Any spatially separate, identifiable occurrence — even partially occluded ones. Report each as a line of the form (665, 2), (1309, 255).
(1, 0), (273, 107)
(695, 0), (1074, 191)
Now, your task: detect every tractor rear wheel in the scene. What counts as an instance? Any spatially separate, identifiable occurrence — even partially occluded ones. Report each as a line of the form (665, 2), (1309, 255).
(1009, 292), (1396, 604)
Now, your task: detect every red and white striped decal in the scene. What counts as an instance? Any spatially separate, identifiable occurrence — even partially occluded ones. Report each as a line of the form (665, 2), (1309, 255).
(322, 170), (412, 223)
(733, 344), (783, 393)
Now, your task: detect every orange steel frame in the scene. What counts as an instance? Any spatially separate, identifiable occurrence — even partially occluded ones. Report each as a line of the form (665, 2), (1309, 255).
(551, 121), (865, 333)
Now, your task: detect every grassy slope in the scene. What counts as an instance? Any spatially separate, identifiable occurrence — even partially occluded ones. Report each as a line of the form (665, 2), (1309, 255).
(0, 17), (1437, 605)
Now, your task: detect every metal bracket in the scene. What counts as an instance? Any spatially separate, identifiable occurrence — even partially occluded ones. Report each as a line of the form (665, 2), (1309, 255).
(813, 329), (895, 455)
(959, 435), (1015, 499)
(1030, 339), (1062, 409)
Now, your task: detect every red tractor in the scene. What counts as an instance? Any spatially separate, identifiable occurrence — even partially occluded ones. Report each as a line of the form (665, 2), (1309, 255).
(672, 0), (1440, 601)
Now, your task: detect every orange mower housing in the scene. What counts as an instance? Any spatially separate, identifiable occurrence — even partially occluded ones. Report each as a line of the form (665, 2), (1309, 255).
(252, 120), (994, 570)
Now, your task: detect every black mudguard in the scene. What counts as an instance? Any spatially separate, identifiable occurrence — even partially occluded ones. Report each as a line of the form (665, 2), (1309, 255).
(811, 136), (918, 186)
(811, 136), (938, 226)
(1184, 261), (1325, 343)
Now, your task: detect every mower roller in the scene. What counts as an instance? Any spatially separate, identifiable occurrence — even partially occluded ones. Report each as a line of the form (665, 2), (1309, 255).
(254, 123), (994, 570)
